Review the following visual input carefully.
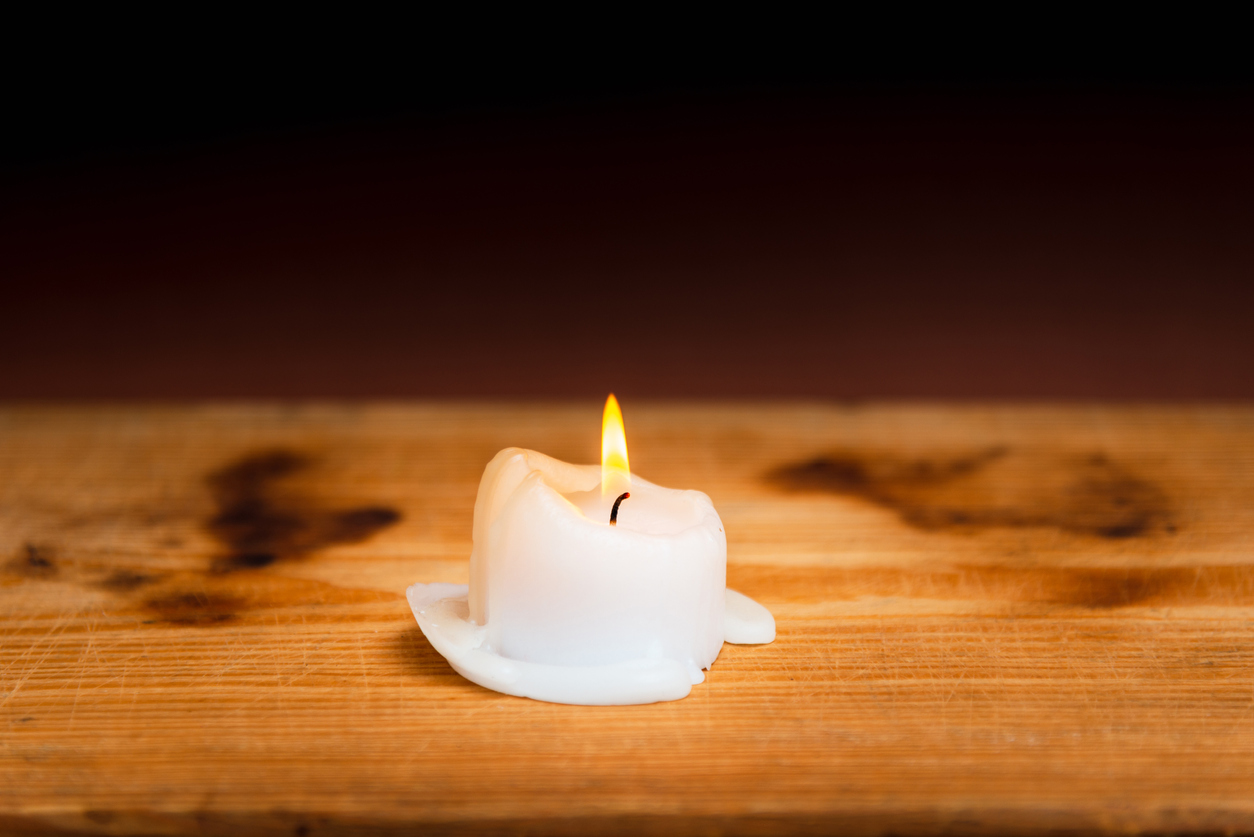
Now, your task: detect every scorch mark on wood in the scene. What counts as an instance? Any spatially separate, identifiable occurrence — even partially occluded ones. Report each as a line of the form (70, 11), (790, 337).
(3, 544), (57, 579)
(766, 448), (1174, 539)
(205, 449), (402, 573)
(98, 570), (161, 592)
(143, 591), (245, 626)
(730, 564), (1254, 609)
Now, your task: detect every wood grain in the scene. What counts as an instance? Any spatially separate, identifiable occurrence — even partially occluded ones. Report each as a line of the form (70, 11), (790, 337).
(2, 403), (1253, 835)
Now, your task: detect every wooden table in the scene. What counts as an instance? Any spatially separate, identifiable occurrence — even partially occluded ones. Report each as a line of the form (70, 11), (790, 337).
(2, 404), (1252, 835)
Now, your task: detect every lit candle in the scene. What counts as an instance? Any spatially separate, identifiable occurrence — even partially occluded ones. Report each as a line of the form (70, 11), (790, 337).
(407, 395), (774, 705)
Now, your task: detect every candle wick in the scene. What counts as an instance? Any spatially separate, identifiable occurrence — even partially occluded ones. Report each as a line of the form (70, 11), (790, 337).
(609, 492), (630, 526)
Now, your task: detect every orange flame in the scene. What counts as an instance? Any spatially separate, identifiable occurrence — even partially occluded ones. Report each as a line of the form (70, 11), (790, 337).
(601, 393), (630, 496)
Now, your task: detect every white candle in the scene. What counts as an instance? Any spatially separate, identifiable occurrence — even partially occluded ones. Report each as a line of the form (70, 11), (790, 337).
(407, 396), (774, 705)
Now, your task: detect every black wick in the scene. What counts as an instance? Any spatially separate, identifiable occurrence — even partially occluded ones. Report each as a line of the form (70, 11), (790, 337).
(609, 492), (631, 526)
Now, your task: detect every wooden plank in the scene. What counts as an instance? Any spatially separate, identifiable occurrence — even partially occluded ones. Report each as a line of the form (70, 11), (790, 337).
(2, 403), (1253, 835)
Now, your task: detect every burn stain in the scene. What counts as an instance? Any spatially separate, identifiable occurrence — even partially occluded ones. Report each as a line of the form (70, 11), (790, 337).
(766, 447), (1173, 539)
(4, 544), (57, 579)
(144, 591), (244, 626)
(1055, 566), (1189, 608)
(731, 563), (1254, 610)
(98, 569), (160, 592)
(950, 563), (1237, 609)
(206, 449), (401, 573)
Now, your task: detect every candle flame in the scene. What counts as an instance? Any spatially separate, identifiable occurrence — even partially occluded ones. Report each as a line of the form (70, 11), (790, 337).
(602, 393), (630, 496)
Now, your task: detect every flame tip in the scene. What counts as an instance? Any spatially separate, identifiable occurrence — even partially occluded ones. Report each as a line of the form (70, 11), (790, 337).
(601, 394), (630, 494)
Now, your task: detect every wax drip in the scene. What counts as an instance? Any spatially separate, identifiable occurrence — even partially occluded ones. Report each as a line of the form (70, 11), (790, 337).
(609, 492), (630, 526)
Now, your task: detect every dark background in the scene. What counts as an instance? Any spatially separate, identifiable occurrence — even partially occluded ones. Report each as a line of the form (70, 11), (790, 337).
(4, 34), (1253, 400)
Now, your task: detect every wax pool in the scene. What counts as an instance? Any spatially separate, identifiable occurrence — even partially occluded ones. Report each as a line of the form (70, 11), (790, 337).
(407, 447), (774, 705)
